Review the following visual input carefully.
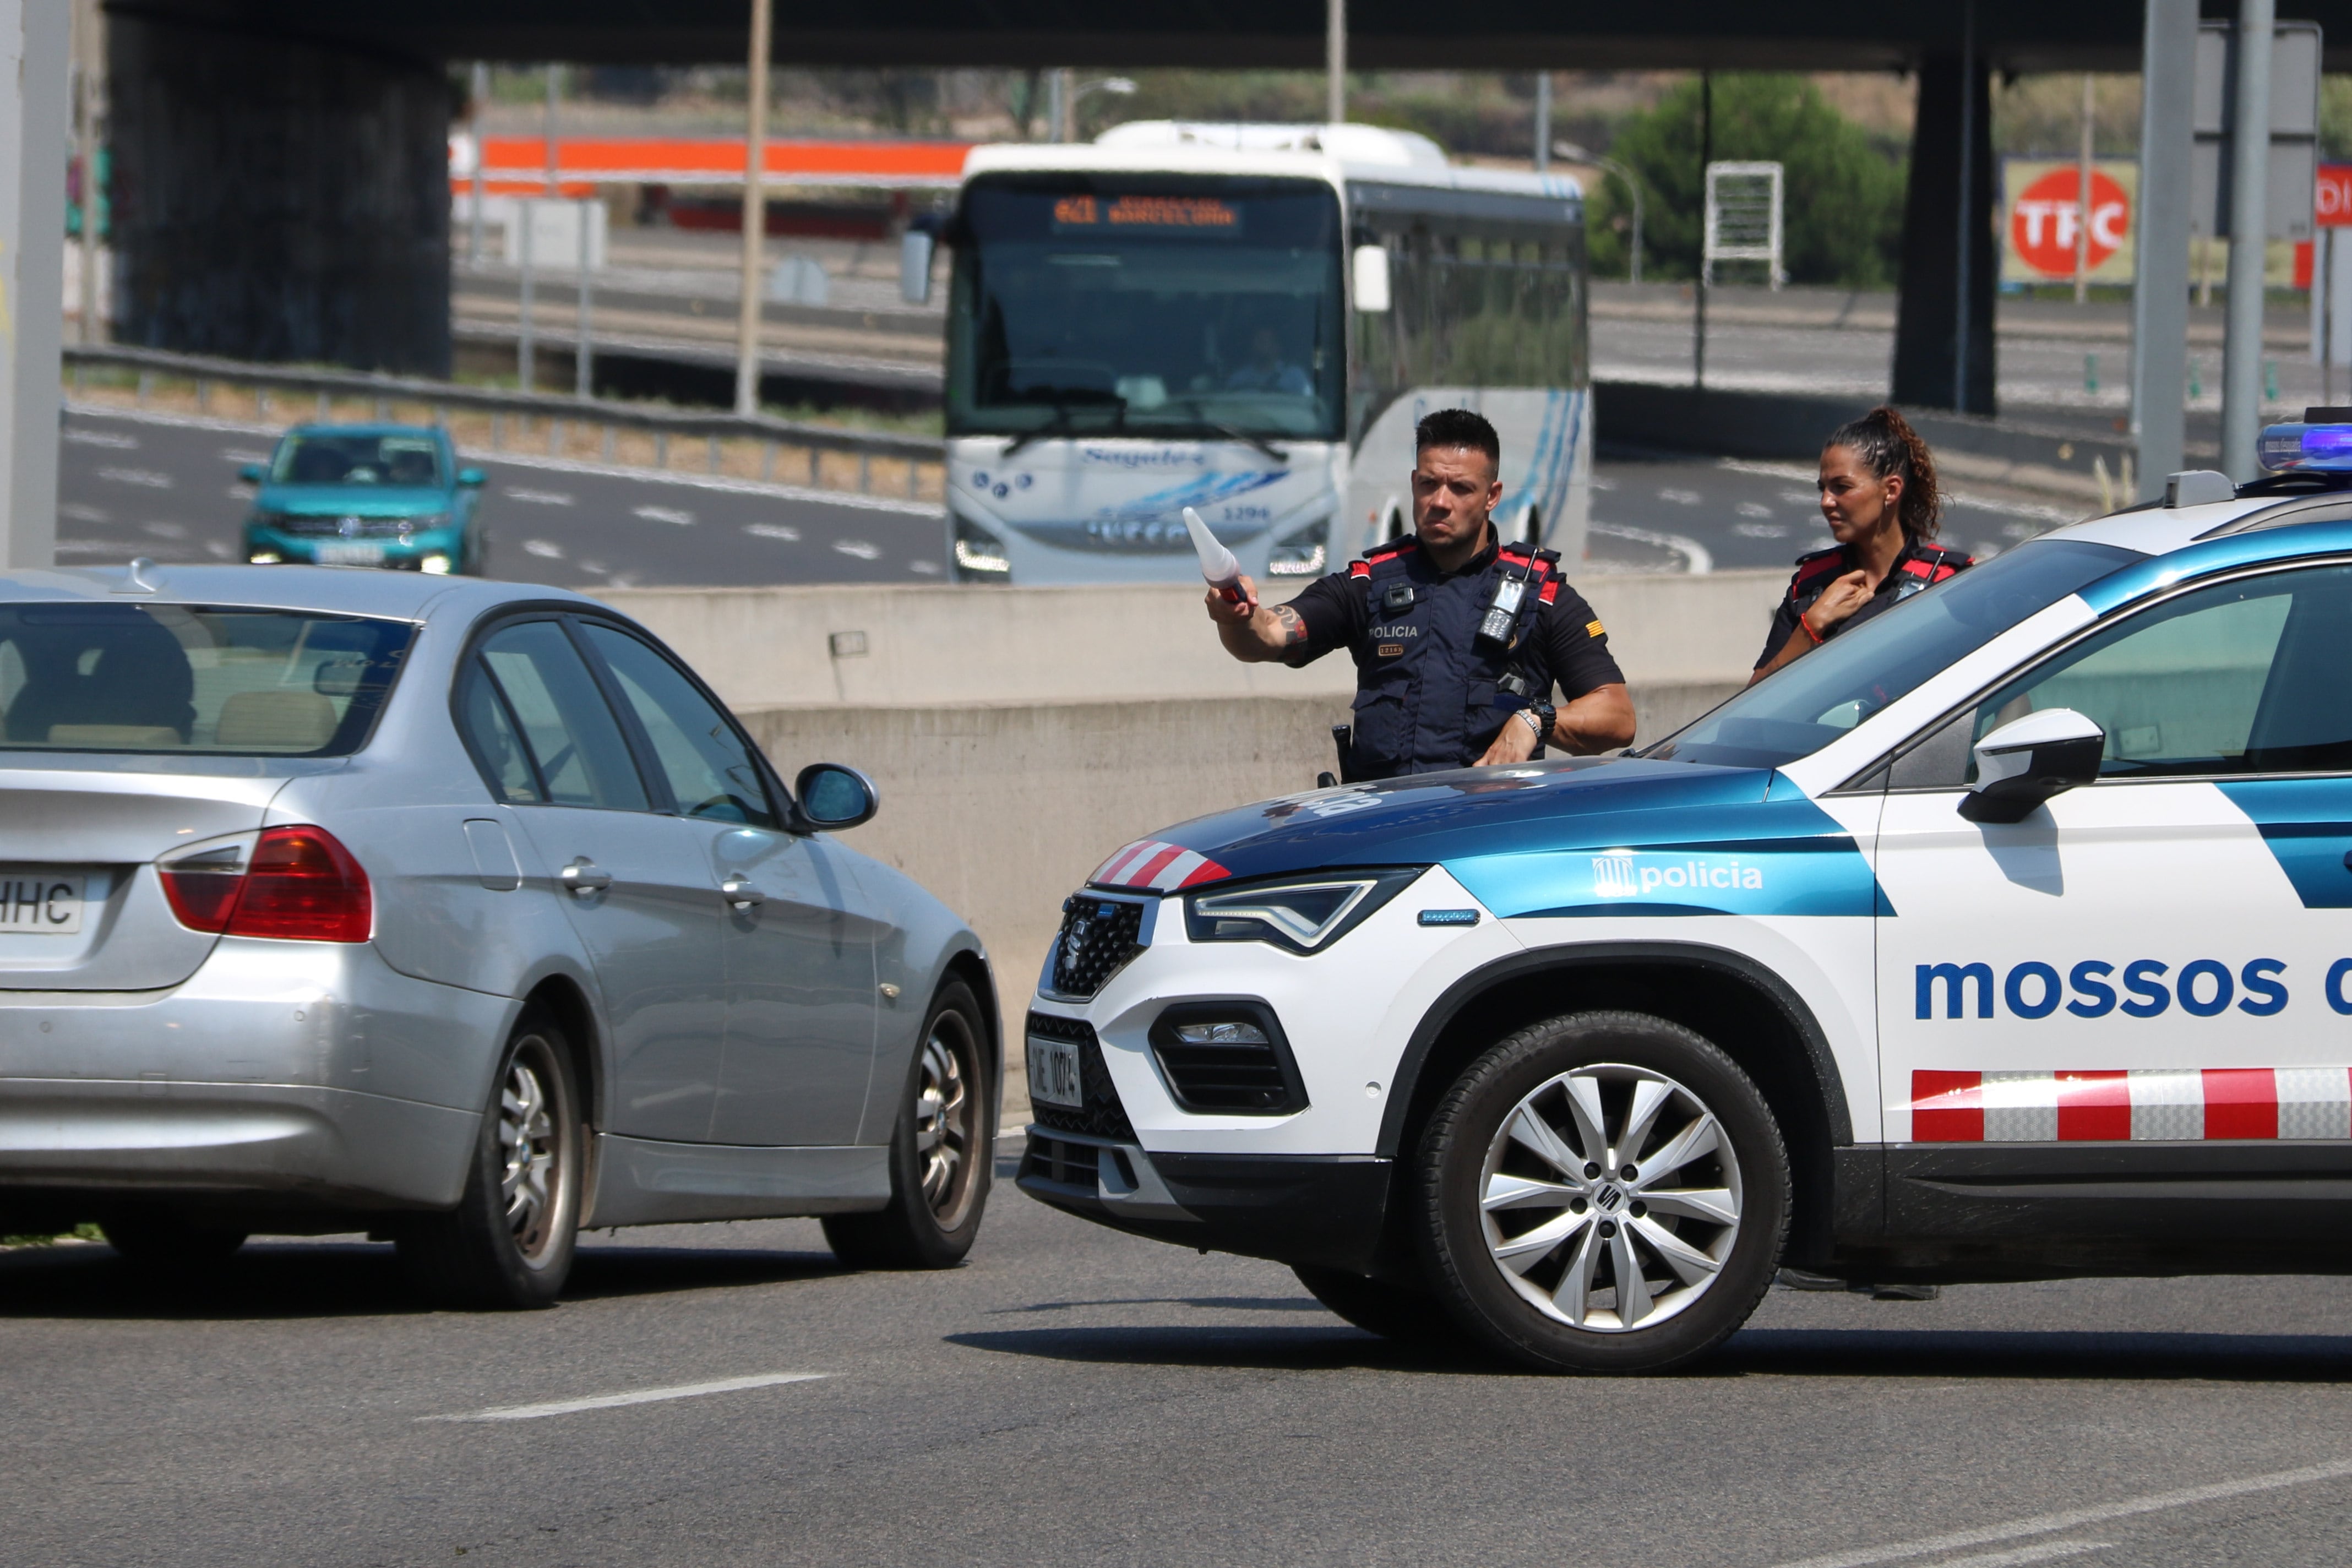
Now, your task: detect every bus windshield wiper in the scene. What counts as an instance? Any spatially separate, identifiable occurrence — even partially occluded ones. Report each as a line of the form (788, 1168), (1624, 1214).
(1001, 394), (1124, 456)
(1161, 402), (1287, 463)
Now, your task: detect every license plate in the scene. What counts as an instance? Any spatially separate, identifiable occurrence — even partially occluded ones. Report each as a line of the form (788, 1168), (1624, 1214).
(314, 543), (385, 566)
(0, 873), (84, 934)
(1027, 1033), (1082, 1109)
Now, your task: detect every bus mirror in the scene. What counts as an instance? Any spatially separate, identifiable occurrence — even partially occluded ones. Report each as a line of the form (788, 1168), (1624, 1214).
(1352, 246), (1391, 313)
(900, 230), (934, 306)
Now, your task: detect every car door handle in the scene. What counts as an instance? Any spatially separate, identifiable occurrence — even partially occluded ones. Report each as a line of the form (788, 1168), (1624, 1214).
(721, 874), (765, 910)
(560, 858), (613, 896)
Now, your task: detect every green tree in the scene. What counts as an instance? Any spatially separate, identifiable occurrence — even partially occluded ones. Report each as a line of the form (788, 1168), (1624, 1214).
(1587, 75), (1908, 288)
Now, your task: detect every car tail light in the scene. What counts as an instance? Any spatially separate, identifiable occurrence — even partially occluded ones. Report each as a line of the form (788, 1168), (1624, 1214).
(159, 826), (372, 943)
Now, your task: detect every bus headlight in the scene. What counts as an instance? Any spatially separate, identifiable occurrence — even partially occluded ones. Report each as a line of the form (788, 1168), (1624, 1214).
(951, 513), (1011, 582)
(1266, 516), (1330, 577)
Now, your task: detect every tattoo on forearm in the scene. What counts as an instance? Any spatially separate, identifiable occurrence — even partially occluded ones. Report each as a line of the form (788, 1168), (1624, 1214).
(1271, 605), (1306, 645)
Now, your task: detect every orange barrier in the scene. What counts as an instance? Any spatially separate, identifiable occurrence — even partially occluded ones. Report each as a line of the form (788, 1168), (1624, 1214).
(450, 135), (972, 194)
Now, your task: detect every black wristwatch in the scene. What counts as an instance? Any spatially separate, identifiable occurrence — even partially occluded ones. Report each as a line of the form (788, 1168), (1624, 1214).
(1518, 700), (1558, 742)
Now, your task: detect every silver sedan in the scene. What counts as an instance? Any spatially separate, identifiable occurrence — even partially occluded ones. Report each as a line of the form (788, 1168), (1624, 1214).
(0, 563), (997, 1305)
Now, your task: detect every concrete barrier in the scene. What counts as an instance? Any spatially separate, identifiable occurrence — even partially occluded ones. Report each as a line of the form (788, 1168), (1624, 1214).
(596, 569), (1782, 711)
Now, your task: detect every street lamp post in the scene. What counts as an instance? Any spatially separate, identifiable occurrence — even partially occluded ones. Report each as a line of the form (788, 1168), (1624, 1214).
(1556, 141), (1643, 285)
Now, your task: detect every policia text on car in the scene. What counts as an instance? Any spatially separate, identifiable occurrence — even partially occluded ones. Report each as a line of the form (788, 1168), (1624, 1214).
(1206, 409), (1635, 779)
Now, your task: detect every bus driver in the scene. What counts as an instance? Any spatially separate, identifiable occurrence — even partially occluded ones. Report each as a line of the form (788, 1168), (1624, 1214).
(1206, 408), (1635, 781)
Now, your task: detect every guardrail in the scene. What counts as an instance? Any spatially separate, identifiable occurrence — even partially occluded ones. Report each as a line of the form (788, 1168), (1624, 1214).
(60, 342), (945, 502)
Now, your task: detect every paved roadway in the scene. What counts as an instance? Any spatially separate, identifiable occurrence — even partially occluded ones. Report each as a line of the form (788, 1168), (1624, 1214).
(6, 1147), (2352, 1566)
(56, 405), (2081, 592)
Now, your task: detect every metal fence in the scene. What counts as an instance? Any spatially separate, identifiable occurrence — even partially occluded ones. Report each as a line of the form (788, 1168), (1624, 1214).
(60, 342), (945, 501)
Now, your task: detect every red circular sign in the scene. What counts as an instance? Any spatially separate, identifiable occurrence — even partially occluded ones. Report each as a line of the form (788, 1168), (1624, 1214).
(2010, 168), (2131, 277)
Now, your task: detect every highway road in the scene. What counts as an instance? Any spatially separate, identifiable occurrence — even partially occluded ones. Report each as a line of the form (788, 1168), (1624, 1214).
(7, 1146), (2352, 1566)
(55, 404), (2080, 591)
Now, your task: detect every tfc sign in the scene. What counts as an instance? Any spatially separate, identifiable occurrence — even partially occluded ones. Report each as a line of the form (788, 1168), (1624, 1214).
(2002, 158), (2139, 284)
(2318, 164), (2352, 228)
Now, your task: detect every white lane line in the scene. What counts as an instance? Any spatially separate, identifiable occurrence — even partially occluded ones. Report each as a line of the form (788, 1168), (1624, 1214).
(1767, 1456), (2352, 1568)
(58, 503), (107, 523)
(908, 558), (942, 574)
(522, 538), (565, 559)
(1589, 521), (1714, 575)
(62, 400), (944, 519)
(632, 504), (697, 526)
(832, 538), (882, 560)
(96, 466), (173, 489)
(63, 427), (139, 448)
(220, 448), (270, 464)
(1932, 1542), (2111, 1568)
(745, 522), (802, 541)
(506, 488), (576, 506)
(422, 1371), (828, 1424)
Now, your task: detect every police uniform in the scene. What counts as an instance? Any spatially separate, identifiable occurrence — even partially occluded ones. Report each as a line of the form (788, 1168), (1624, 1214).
(1280, 532), (1624, 781)
(1755, 536), (1974, 670)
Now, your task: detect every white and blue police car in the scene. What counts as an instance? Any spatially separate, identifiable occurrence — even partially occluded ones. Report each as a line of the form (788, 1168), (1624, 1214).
(1020, 422), (2352, 1373)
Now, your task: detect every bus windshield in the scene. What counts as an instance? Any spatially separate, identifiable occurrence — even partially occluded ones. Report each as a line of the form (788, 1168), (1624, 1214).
(948, 177), (1346, 443)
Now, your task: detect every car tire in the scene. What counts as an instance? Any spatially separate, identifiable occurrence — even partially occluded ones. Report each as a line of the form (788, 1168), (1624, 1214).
(1416, 1010), (1788, 1375)
(398, 1010), (583, 1309)
(823, 980), (992, 1270)
(101, 1210), (249, 1270)
(1292, 1264), (1458, 1347)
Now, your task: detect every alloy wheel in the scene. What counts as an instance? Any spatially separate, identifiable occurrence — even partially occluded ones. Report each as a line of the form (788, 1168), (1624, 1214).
(1477, 1063), (1744, 1333)
(914, 1012), (979, 1226)
(498, 1042), (562, 1261)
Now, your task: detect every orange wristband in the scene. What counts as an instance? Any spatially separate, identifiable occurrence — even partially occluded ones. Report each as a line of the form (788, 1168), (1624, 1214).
(1798, 613), (1825, 646)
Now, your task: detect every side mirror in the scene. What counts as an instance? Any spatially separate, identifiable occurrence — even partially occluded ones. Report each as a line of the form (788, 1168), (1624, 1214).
(237, 464), (264, 485)
(1352, 244), (1391, 313)
(1958, 708), (2105, 824)
(900, 230), (934, 306)
(794, 763), (878, 831)
(457, 468), (486, 487)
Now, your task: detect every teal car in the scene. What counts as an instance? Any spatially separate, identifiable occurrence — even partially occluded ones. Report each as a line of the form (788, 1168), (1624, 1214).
(241, 425), (487, 574)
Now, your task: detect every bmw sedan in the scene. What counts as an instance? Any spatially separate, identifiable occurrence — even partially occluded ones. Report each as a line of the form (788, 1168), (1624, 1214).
(0, 563), (996, 1305)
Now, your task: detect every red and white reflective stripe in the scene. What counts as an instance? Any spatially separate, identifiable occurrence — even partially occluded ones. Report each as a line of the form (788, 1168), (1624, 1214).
(1909, 1068), (2352, 1143)
(1086, 840), (1230, 892)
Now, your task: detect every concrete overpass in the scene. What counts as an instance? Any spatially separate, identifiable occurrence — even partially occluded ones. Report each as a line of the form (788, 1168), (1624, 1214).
(81, 2), (2352, 407)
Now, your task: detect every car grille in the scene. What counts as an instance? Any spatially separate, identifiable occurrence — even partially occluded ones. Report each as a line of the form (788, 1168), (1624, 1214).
(1151, 1033), (1302, 1115)
(273, 515), (417, 538)
(1049, 892), (1145, 998)
(1024, 1010), (1134, 1141)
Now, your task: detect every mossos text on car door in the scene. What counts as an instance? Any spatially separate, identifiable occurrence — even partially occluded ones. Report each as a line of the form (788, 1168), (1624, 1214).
(575, 622), (880, 1147)
(456, 618), (726, 1143)
(1875, 561), (2352, 1177)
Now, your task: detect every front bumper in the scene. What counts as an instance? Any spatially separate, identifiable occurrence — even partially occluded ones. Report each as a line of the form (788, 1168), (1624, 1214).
(1017, 1125), (1394, 1273)
(0, 939), (514, 1211)
(245, 524), (466, 571)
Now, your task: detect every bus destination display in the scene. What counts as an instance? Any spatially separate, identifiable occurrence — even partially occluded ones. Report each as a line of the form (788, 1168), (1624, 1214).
(1051, 194), (1244, 236)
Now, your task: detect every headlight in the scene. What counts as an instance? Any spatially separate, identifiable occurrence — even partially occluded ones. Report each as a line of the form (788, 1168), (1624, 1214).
(1183, 869), (1420, 954)
(951, 513), (1010, 581)
(420, 553), (453, 574)
(1266, 516), (1330, 577)
(247, 551), (281, 564)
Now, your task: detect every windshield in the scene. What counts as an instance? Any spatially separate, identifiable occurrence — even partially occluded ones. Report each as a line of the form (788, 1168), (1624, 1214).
(948, 177), (1346, 443)
(0, 605), (412, 756)
(271, 432), (445, 488)
(1644, 540), (2147, 771)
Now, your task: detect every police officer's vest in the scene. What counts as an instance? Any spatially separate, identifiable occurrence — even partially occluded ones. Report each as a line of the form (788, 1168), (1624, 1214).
(1343, 536), (1561, 781)
(1784, 539), (1970, 629)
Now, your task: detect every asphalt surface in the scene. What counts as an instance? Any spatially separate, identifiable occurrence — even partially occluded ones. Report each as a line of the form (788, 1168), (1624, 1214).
(55, 405), (2081, 592)
(7, 1144), (2352, 1566)
(55, 405), (952, 592)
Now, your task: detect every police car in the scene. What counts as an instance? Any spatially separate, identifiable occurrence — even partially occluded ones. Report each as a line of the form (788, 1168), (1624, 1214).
(1019, 424), (2352, 1373)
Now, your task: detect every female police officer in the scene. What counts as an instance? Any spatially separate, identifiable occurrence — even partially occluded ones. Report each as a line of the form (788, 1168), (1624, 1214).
(1750, 405), (1972, 684)
(1206, 409), (1634, 780)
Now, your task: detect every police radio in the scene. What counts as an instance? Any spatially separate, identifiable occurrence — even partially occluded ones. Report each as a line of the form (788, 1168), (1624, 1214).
(1474, 551), (1542, 655)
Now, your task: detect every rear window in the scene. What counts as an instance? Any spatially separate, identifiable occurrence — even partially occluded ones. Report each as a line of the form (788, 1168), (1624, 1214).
(271, 433), (445, 488)
(0, 604), (412, 756)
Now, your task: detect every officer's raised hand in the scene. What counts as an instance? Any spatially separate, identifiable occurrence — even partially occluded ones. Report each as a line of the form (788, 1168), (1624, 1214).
(1207, 574), (1318, 663)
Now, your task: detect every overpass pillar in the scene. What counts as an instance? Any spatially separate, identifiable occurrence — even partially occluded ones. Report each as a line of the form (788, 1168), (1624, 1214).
(106, 14), (450, 375)
(1, 0), (68, 571)
(1892, 49), (1997, 414)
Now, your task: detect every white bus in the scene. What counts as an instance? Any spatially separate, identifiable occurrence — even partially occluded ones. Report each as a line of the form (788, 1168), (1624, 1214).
(921, 121), (1591, 586)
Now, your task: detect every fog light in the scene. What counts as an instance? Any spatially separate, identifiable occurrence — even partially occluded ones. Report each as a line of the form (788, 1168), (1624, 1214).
(247, 551), (281, 564)
(1172, 1020), (1270, 1046)
(421, 553), (453, 575)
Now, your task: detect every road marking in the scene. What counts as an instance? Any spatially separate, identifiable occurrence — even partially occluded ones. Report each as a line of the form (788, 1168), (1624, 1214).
(506, 488), (575, 506)
(1589, 521), (1713, 575)
(141, 521), (188, 540)
(63, 427), (138, 448)
(96, 466), (173, 489)
(1657, 486), (1703, 505)
(1767, 1456), (2352, 1568)
(745, 522), (802, 541)
(58, 503), (107, 523)
(522, 539), (564, 559)
(832, 538), (881, 560)
(220, 448), (269, 464)
(1736, 501), (1773, 518)
(633, 504), (696, 526)
(908, 558), (942, 574)
(1933, 1543), (2110, 1568)
(422, 1371), (828, 1424)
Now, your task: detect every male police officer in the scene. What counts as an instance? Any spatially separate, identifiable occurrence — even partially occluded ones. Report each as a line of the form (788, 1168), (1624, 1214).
(1207, 409), (1634, 779)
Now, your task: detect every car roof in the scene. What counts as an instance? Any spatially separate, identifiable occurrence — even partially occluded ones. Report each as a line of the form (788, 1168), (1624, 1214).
(274, 423), (448, 442)
(0, 564), (602, 623)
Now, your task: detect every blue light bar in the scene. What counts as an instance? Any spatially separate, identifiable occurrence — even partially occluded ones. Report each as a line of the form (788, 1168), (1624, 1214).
(2259, 422), (2352, 471)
